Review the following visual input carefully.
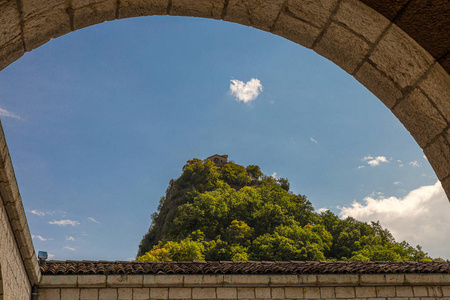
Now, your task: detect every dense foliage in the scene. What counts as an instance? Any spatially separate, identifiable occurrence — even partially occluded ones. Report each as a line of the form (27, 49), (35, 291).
(137, 159), (435, 261)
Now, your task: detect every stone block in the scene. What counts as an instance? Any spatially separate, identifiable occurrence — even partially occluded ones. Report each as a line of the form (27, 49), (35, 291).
(73, 0), (116, 30)
(320, 287), (334, 298)
(317, 274), (359, 286)
(61, 288), (81, 300)
(22, 3), (71, 51)
(40, 275), (78, 287)
(413, 286), (428, 297)
(396, 286), (413, 297)
(301, 275), (318, 285)
(118, 288), (133, 300)
(370, 24), (435, 89)
(132, 288), (150, 300)
(303, 287), (320, 299)
(271, 9), (321, 49)
(419, 63), (450, 124)
(385, 274), (404, 285)
(335, 287), (355, 298)
(270, 275), (301, 286)
(284, 0), (338, 28)
(354, 61), (402, 109)
(143, 275), (184, 287)
(0, 36), (24, 71)
(80, 288), (99, 299)
(192, 288), (216, 299)
(224, 0), (284, 31)
(272, 287), (285, 299)
(314, 21), (370, 74)
(394, 88), (447, 148)
(118, 0), (168, 18)
(169, 288), (191, 299)
(333, 0), (389, 43)
(0, 0), (21, 46)
(150, 288), (169, 299)
(185, 275), (224, 286)
(424, 133), (450, 180)
(170, 0), (226, 19)
(107, 275), (143, 287)
(443, 177), (450, 202)
(442, 286), (450, 296)
(427, 286), (443, 297)
(217, 288), (237, 299)
(255, 288), (271, 299)
(39, 289), (61, 300)
(99, 288), (118, 300)
(224, 275), (269, 286)
(237, 287), (255, 299)
(376, 286), (395, 297)
(355, 287), (376, 298)
(79, 275), (107, 287)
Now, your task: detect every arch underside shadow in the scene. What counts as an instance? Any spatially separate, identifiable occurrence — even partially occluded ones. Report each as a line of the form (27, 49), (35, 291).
(0, 0), (449, 199)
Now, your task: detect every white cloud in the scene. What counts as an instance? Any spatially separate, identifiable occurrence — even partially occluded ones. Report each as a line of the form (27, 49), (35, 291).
(410, 160), (421, 167)
(0, 107), (23, 120)
(229, 78), (263, 103)
(48, 219), (79, 227)
(362, 156), (389, 167)
(88, 217), (101, 224)
(32, 235), (47, 241)
(63, 246), (76, 251)
(310, 137), (318, 144)
(29, 210), (45, 217)
(317, 208), (329, 213)
(66, 236), (75, 241)
(357, 166), (365, 169)
(393, 181), (401, 185)
(339, 181), (450, 259)
(271, 172), (277, 179)
(48, 254), (55, 259)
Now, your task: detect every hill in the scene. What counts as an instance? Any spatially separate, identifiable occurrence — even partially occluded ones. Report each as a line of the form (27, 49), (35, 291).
(137, 157), (435, 261)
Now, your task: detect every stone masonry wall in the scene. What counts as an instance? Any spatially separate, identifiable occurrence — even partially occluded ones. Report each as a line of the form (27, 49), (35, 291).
(0, 195), (31, 300)
(38, 274), (450, 300)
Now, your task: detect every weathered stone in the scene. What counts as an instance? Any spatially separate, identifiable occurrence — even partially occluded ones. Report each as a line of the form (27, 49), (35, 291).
(39, 289), (61, 300)
(315, 21), (370, 74)
(271, 10), (321, 48)
(442, 286), (450, 297)
(396, 286), (414, 297)
(107, 275), (143, 287)
(393, 88), (447, 148)
(272, 287), (285, 299)
(334, 0), (389, 43)
(118, 288), (133, 300)
(355, 287), (376, 298)
(269, 275), (301, 286)
(224, 0), (284, 31)
(255, 288), (271, 299)
(143, 275), (184, 287)
(370, 24), (435, 89)
(132, 288), (150, 300)
(169, 288), (191, 299)
(0, 36), (24, 72)
(237, 287), (255, 299)
(284, 0), (338, 28)
(301, 275), (318, 285)
(335, 287), (355, 298)
(40, 275), (78, 287)
(413, 286), (429, 297)
(79, 275), (107, 287)
(73, 0), (116, 30)
(0, 1), (21, 46)
(303, 287), (321, 299)
(217, 288), (237, 299)
(376, 286), (395, 297)
(150, 288), (168, 299)
(224, 275), (269, 286)
(428, 286), (443, 297)
(118, 0), (168, 19)
(192, 287), (216, 299)
(423, 133), (450, 180)
(99, 288), (118, 300)
(385, 274), (404, 285)
(317, 274), (359, 286)
(185, 275), (224, 286)
(171, 0), (226, 19)
(320, 287), (335, 298)
(443, 177), (450, 202)
(61, 288), (81, 300)
(419, 63), (450, 124)
(81, 288), (100, 299)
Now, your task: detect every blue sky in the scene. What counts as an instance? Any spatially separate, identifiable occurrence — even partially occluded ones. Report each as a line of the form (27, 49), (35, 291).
(0, 16), (448, 260)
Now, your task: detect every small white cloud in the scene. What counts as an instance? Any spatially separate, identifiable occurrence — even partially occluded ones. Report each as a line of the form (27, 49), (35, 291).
(127, 257), (135, 261)
(88, 217), (101, 224)
(0, 107), (23, 120)
(357, 166), (365, 169)
(270, 100), (275, 104)
(271, 172), (277, 179)
(394, 181), (401, 185)
(29, 210), (45, 217)
(310, 137), (318, 144)
(48, 254), (55, 259)
(66, 236), (75, 241)
(63, 246), (76, 251)
(410, 160), (421, 167)
(317, 208), (329, 213)
(229, 78), (263, 103)
(32, 235), (47, 241)
(362, 156), (389, 167)
(48, 219), (79, 227)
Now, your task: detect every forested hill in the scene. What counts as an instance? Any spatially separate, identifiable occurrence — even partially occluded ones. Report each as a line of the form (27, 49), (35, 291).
(137, 158), (436, 261)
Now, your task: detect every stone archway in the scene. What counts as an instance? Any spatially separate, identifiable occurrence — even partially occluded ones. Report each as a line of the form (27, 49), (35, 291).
(0, 0), (449, 199)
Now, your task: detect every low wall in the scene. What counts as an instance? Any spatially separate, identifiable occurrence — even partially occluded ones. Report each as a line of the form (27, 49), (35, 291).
(38, 273), (450, 299)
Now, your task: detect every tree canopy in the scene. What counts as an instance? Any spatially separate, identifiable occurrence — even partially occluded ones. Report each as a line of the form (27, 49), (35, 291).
(137, 158), (436, 262)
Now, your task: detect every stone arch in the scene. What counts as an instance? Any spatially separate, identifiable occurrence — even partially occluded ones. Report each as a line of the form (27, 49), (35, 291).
(0, 0), (449, 199)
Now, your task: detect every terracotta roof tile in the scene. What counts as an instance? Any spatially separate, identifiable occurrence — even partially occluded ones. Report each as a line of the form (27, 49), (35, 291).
(40, 261), (450, 275)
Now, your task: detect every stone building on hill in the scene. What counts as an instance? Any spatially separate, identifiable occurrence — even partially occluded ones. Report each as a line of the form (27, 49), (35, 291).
(207, 154), (228, 166)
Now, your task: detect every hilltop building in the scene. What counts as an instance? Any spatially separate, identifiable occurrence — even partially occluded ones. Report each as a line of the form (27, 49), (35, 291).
(207, 154), (228, 166)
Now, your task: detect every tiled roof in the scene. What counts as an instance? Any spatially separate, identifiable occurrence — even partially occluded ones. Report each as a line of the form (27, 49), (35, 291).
(40, 261), (450, 275)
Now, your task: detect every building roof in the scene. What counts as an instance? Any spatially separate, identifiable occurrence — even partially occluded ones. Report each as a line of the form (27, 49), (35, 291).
(40, 261), (450, 275)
